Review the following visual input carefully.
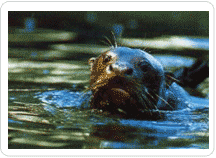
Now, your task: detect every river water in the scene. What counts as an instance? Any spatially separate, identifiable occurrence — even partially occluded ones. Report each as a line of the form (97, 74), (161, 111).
(8, 53), (209, 149)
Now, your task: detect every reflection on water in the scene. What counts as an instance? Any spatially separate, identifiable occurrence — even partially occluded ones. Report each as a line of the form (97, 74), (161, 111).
(8, 59), (90, 84)
(119, 36), (209, 51)
(8, 79), (208, 149)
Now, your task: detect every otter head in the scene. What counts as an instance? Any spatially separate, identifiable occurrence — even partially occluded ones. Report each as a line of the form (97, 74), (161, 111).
(88, 47), (165, 116)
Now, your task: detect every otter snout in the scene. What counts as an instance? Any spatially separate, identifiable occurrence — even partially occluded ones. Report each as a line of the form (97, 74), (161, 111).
(108, 62), (133, 76)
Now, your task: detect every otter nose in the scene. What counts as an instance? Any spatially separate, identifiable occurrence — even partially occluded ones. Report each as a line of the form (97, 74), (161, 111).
(109, 62), (133, 75)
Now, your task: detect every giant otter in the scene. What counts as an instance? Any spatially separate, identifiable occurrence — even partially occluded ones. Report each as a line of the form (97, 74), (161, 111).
(88, 46), (208, 119)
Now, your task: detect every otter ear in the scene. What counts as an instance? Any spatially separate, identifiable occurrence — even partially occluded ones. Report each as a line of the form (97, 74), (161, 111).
(88, 57), (96, 71)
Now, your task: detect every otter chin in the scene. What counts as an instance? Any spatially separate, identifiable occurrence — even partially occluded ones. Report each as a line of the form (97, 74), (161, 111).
(88, 47), (168, 117)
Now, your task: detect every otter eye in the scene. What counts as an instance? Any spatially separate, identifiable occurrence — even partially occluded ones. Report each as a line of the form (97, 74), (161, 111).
(140, 64), (149, 72)
(104, 55), (112, 63)
(138, 60), (149, 72)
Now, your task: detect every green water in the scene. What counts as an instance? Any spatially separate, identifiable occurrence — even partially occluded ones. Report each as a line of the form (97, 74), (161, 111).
(8, 55), (209, 149)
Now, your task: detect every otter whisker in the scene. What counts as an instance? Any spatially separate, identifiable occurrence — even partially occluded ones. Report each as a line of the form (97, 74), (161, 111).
(143, 89), (158, 106)
(142, 94), (153, 110)
(144, 93), (158, 110)
(166, 75), (179, 82)
(166, 74), (181, 84)
(100, 39), (114, 48)
(141, 87), (159, 109)
(111, 31), (118, 48)
(139, 93), (148, 108)
(154, 93), (174, 110)
(126, 82), (156, 111)
(143, 94), (163, 118)
(103, 35), (114, 49)
(142, 90), (164, 119)
(140, 93), (154, 112)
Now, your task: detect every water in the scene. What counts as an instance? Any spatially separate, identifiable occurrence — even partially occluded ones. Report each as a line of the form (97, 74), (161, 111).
(8, 81), (209, 149)
(8, 38), (209, 149)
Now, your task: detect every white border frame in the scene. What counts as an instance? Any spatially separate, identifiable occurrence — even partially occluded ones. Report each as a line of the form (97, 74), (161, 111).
(1, 1), (215, 157)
